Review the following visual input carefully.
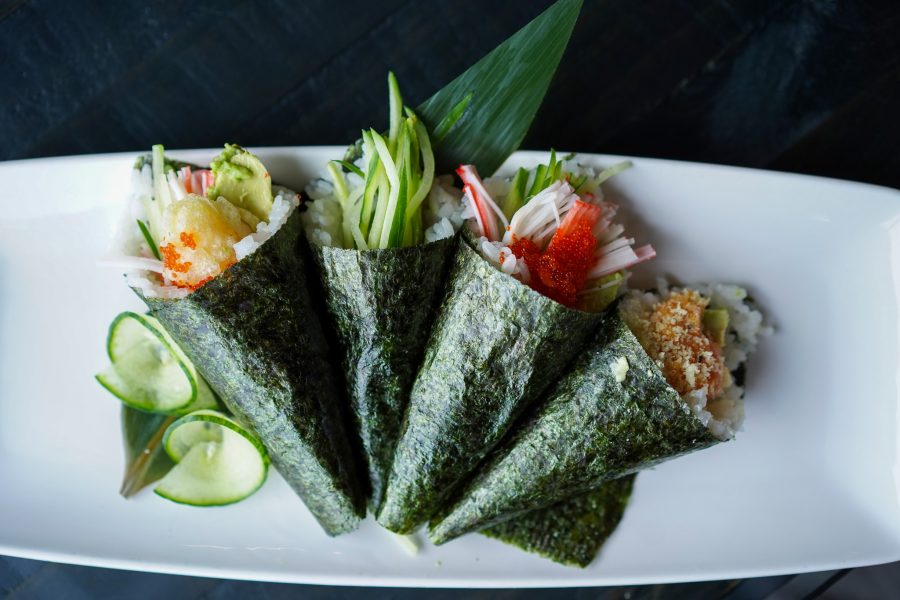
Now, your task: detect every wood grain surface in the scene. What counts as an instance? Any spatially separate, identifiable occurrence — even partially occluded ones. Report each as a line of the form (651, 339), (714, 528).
(2, 0), (897, 188)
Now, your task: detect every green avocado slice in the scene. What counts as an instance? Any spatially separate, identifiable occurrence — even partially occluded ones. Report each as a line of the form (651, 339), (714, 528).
(207, 144), (274, 221)
(703, 308), (730, 347)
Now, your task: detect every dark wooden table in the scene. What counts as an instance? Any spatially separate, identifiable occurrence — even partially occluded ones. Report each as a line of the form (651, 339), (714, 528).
(2, 0), (897, 597)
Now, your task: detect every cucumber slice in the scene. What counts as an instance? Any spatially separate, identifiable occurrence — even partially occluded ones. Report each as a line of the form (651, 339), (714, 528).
(154, 410), (269, 506)
(95, 312), (216, 414)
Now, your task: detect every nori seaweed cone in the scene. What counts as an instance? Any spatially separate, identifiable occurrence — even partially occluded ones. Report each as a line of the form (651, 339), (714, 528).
(482, 475), (636, 568)
(376, 234), (605, 533)
(310, 235), (458, 510)
(429, 311), (717, 544)
(303, 0), (583, 514)
(139, 209), (366, 536)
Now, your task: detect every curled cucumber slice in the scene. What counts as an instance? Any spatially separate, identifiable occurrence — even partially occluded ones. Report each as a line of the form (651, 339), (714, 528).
(155, 410), (269, 506)
(95, 311), (216, 414)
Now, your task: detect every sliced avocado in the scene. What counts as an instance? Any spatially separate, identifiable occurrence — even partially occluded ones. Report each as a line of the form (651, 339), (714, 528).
(206, 144), (273, 221)
(581, 272), (624, 313)
(703, 308), (729, 347)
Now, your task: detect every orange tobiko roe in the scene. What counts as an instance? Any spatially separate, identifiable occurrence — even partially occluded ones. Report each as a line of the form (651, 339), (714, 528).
(160, 243), (192, 275)
(160, 241), (229, 292)
(508, 222), (597, 307)
(180, 231), (198, 249)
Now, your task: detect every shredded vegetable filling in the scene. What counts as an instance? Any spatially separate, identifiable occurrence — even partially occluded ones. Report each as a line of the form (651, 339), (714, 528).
(460, 155), (656, 312)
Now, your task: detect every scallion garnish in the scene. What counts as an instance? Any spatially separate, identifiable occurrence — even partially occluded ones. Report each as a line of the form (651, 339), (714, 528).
(136, 219), (161, 260)
(336, 160), (365, 179)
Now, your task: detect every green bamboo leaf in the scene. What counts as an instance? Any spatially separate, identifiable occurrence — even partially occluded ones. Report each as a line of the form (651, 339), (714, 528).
(431, 92), (473, 143)
(417, 0), (583, 176)
(119, 405), (176, 498)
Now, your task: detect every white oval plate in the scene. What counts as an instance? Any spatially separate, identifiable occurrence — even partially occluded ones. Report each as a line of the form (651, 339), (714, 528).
(1, 148), (899, 588)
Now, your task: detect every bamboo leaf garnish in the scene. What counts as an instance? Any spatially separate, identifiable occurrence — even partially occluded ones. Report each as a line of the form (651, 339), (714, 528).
(431, 91), (473, 143)
(417, 0), (583, 176)
(119, 405), (175, 498)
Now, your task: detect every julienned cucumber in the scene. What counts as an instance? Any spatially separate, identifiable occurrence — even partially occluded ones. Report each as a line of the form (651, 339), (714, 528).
(155, 410), (269, 506)
(95, 312), (216, 414)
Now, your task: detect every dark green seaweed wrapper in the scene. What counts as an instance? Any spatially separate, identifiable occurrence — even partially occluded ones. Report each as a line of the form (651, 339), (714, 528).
(376, 235), (605, 533)
(482, 475), (636, 568)
(310, 235), (458, 510)
(429, 312), (717, 543)
(138, 209), (366, 535)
